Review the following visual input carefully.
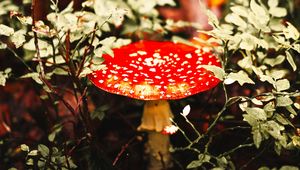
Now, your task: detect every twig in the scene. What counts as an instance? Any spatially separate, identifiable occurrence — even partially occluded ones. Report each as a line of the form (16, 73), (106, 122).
(218, 143), (255, 157)
(112, 136), (136, 166)
(31, 0), (45, 78)
(76, 23), (98, 77)
(3, 44), (33, 72)
(206, 82), (228, 135)
(239, 143), (269, 170)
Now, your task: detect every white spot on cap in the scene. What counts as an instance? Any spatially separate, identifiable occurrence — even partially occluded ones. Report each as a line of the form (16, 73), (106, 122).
(110, 70), (118, 74)
(168, 79), (175, 83)
(99, 80), (104, 83)
(155, 76), (161, 79)
(130, 63), (138, 68)
(185, 53), (192, 59)
(206, 82), (209, 86)
(203, 47), (210, 52)
(108, 74), (112, 78)
(129, 53), (138, 57)
(122, 74), (128, 77)
(124, 78), (129, 81)
(149, 68), (156, 72)
(181, 61), (188, 66)
(195, 49), (201, 53)
(155, 85), (162, 89)
(153, 53), (160, 58)
(137, 51), (147, 55)
(177, 68), (184, 72)
(113, 76), (118, 80)
(196, 61), (202, 64)
(114, 84), (120, 88)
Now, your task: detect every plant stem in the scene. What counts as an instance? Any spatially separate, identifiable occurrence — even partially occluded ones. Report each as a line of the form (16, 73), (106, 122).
(31, 0), (45, 78)
(218, 143), (255, 157)
(205, 82), (228, 135)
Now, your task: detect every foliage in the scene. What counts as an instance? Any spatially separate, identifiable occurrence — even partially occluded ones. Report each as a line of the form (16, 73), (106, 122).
(166, 0), (300, 169)
(0, 0), (300, 169)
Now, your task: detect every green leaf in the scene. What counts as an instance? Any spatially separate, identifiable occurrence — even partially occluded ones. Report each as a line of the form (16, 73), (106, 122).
(225, 13), (247, 28)
(48, 133), (56, 142)
(230, 5), (249, 17)
(275, 79), (290, 91)
(20, 144), (30, 152)
(38, 144), (50, 157)
(268, 0), (279, 8)
(292, 44), (300, 53)
(53, 68), (68, 76)
(199, 65), (225, 80)
(38, 160), (45, 168)
(28, 150), (38, 156)
(274, 114), (293, 126)
(245, 107), (267, 121)
(292, 136), (300, 147)
(276, 96), (293, 107)
(186, 154), (211, 169)
(274, 141), (282, 155)
(286, 51), (296, 71)
(0, 24), (14, 36)
(26, 158), (34, 165)
(206, 9), (219, 27)
(250, 0), (268, 19)
(157, 0), (176, 6)
(225, 71), (254, 86)
(8, 168), (18, 170)
(187, 160), (203, 169)
(11, 30), (26, 48)
(21, 72), (43, 84)
(251, 98), (263, 105)
(263, 101), (275, 117)
(269, 69), (287, 80)
(252, 129), (262, 148)
(283, 22), (299, 40)
(280, 166), (299, 170)
(0, 42), (7, 49)
(286, 105), (297, 116)
(239, 33), (256, 51)
(269, 7), (287, 17)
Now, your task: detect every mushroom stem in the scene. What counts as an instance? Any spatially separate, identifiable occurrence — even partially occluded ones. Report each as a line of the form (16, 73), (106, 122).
(138, 100), (173, 170)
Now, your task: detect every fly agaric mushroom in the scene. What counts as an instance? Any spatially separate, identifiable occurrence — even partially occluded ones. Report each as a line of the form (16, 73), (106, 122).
(88, 41), (221, 169)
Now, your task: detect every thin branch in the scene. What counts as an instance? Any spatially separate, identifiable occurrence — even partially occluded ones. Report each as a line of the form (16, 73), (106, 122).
(31, 0), (45, 78)
(218, 143), (255, 157)
(112, 136), (136, 166)
(205, 82), (228, 135)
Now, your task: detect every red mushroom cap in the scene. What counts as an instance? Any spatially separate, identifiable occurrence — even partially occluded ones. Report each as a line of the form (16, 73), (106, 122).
(88, 41), (221, 100)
